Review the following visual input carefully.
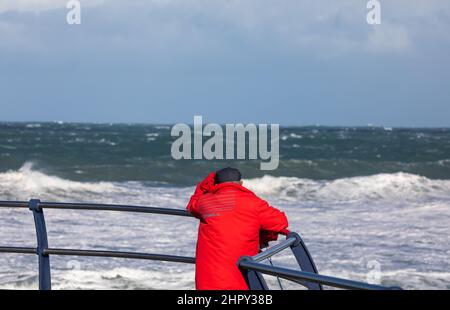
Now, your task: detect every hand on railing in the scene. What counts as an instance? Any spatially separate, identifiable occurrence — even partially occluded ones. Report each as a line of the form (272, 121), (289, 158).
(258, 230), (293, 255)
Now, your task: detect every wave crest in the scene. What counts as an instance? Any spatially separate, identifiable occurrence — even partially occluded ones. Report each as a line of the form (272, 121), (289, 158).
(0, 162), (191, 206)
(245, 173), (450, 203)
(0, 162), (125, 201)
(2, 163), (450, 206)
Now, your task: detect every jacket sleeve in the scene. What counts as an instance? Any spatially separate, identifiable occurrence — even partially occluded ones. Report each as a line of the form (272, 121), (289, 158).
(257, 199), (289, 244)
(186, 172), (216, 218)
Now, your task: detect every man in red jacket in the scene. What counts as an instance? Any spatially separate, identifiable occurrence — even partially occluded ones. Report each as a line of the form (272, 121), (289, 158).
(186, 167), (289, 290)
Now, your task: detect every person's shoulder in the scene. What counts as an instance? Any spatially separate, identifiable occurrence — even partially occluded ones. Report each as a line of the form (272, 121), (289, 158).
(236, 187), (266, 204)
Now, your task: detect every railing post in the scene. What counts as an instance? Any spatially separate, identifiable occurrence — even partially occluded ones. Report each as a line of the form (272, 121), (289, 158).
(29, 199), (51, 290)
(237, 256), (269, 290)
(287, 232), (322, 290)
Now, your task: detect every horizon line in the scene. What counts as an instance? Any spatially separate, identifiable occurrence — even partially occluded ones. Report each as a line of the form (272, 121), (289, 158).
(0, 120), (449, 129)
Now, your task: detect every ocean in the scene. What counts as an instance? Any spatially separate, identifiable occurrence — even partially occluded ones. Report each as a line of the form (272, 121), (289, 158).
(0, 122), (449, 289)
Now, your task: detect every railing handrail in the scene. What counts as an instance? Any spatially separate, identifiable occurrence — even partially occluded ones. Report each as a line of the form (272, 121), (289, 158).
(0, 246), (37, 254)
(253, 237), (296, 262)
(0, 200), (192, 217)
(0, 201), (28, 208)
(238, 258), (394, 290)
(0, 199), (401, 290)
(44, 248), (196, 264)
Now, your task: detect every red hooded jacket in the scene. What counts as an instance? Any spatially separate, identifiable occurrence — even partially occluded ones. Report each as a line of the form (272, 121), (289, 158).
(187, 173), (289, 290)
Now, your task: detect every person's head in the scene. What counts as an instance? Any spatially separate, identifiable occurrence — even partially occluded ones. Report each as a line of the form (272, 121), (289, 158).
(215, 167), (243, 185)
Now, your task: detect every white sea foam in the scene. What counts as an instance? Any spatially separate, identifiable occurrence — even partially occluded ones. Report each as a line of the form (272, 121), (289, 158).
(289, 133), (303, 139)
(0, 163), (118, 201)
(145, 133), (159, 137)
(3, 163), (450, 205)
(25, 124), (41, 129)
(245, 173), (450, 204)
(0, 163), (192, 206)
(0, 268), (196, 290)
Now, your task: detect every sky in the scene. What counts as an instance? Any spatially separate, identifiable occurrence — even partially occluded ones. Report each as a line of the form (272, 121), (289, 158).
(0, 0), (449, 127)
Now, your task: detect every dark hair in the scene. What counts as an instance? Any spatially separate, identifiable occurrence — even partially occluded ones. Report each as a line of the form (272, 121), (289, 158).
(215, 167), (242, 184)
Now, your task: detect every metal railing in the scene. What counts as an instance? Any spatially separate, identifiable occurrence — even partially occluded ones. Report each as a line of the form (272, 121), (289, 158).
(0, 199), (400, 290)
(238, 233), (398, 290)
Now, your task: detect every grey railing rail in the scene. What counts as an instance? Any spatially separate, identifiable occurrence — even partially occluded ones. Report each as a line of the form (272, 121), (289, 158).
(0, 246), (37, 254)
(238, 259), (393, 290)
(0, 199), (195, 290)
(238, 232), (401, 290)
(0, 200), (192, 216)
(0, 199), (400, 290)
(44, 248), (196, 264)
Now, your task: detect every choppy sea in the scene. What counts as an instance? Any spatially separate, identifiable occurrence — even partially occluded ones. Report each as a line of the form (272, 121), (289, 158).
(0, 123), (449, 289)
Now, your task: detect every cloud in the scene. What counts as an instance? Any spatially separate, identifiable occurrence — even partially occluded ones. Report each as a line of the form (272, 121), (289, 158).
(0, 0), (105, 14)
(0, 0), (449, 57)
(365, 23), (411, 53)
(1, 1), (449, 126)
(0, 0), (63, 14)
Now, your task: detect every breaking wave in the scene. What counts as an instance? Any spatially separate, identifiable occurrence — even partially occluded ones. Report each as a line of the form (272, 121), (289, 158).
(0, 162), (190, 206)
(241, 173), (450, 204)
(0, 162), (120, 202)
(2, 163), (450, 207)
